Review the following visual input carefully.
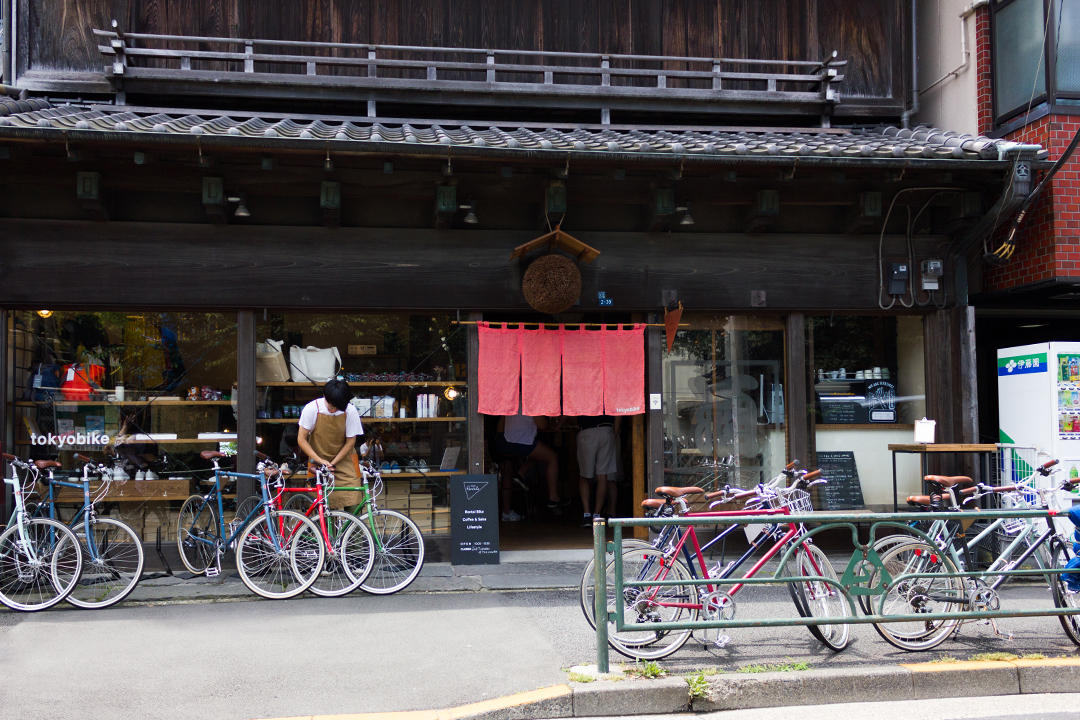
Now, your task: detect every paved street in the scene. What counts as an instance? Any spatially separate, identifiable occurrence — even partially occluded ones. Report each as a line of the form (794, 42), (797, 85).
(2, 579), (1079, 720)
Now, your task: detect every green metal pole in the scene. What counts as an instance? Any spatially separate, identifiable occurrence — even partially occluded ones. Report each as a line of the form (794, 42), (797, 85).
(593, 517), (609, 673)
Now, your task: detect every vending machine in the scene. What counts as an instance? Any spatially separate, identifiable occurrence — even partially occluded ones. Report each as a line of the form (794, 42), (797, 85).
(997, 342), (1080, 534)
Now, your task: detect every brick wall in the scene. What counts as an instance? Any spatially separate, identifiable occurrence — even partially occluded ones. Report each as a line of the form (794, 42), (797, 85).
(975, 5), (1080, 294)
(975, 5), (993, 136)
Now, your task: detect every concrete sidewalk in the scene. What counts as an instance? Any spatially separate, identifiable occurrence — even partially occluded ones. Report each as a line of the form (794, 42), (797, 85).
(130, 548), (593, 603)
(257, 659), (1080, 720)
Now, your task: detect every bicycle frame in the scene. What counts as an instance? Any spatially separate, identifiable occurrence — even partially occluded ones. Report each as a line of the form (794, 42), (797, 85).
(271, 467), (341, 558)
(40, 468), (105, 559)
(186, 463), (286, 557)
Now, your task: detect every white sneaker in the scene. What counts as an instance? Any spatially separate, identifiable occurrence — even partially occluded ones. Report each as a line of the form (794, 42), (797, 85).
(500, 510), (523, 522)
(112, 465), (129, 481)
(144, 470), (159, 481)
(134, 470), (146, 481)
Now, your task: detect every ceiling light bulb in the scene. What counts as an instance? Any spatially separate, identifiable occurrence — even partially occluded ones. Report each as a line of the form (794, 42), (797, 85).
(234, 202), (250, 218)
(37, 310), (53, 318)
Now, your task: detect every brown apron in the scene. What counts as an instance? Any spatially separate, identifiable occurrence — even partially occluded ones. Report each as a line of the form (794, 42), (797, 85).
(307, 406), (362, 510)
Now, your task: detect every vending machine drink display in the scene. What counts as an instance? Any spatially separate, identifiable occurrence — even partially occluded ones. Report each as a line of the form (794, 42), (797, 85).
(998, 342), (1080, 535)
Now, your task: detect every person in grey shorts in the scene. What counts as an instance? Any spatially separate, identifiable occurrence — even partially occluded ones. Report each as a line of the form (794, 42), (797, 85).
(577, 415), (618, 527)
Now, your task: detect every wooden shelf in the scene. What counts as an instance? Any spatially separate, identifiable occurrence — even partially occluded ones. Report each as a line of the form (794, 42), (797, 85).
(257, 417), (465, 424)
(114, 438), (231, 445)
(14, 400), (232, 407)
(256, 381), (464, 387)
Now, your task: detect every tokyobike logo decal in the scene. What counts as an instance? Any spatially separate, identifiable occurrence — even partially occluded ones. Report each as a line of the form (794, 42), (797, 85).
(30, 432), (111, 446)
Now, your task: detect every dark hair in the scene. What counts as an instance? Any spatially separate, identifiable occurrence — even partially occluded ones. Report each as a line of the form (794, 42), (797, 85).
(323, 378), (353, 411)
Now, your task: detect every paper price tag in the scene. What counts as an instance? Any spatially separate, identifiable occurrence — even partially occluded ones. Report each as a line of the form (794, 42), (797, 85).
(66, 368), (76, 382)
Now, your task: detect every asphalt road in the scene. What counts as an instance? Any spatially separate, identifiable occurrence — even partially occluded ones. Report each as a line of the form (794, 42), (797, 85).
(1, 584), (1078, 720)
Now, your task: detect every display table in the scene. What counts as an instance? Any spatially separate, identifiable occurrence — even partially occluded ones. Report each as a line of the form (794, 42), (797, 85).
(887, 443), (998, 512)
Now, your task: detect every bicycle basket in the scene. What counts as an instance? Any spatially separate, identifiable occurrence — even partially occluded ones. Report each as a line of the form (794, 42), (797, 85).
(779, 488), (813, 515)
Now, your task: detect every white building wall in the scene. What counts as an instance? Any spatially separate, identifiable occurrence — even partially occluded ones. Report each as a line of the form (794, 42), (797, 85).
(916, 0), (985, 135)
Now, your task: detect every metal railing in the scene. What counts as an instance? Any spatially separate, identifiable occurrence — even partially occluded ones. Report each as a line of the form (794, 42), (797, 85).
(592, 508), (1080, 672)
(92, 27), (845, 124)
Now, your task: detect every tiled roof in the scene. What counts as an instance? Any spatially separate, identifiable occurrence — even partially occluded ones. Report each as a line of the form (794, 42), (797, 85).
(0, 103), (1048, 163)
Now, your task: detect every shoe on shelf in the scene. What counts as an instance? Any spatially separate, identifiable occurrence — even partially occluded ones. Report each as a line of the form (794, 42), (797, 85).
(501, 510), (523, 522)
(144, 469), (159, 481)
(134, 470), (146, 482)
(581, 513), (593, 528)
(112, 465), (129, 481)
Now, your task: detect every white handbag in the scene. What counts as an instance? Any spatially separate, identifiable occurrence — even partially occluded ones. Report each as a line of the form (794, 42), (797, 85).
(255, 339), (291, 383)
(288, 345), (342, 383)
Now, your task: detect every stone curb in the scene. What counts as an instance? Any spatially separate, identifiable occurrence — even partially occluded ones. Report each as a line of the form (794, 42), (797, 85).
(253, 660), (1080, 720)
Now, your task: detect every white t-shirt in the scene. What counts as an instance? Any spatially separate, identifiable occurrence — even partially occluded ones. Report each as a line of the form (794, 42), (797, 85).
(298, 398), (364, 438)
(504, 413), (538, 445)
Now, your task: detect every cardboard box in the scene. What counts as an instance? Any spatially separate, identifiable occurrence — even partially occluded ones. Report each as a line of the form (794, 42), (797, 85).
(432, 508), (450, 532)
(384, 497), (410, 512)
(409, 493), (433, 510)
(383, 480), (411, 497)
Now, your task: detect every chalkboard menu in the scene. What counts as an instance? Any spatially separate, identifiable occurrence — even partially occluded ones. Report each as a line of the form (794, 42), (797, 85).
(450, 474), (500, 565)
(815, 451), (865, 510)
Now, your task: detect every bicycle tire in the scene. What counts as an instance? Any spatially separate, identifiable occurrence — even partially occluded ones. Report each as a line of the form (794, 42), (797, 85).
(232, 495), (262, 528)
(0, 518), (83, 612)
(857, 530), (923, 614)
(67, 517), (145, 609)
(579, 538), (653, 633)
(870, 540), (964, 651)
(235, 509), (324, 599)
(785, 542), (850, 651)
(309, 511), (375, 597)
(358, 509), (425, 594)
(284, 493), (315, 514)
(600, 547), (698, 660)
(1050, 537), (1080, 646)
(176, 494), (218, 575)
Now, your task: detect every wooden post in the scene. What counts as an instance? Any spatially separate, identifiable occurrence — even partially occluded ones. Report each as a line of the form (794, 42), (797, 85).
(632, 413), (646, 539)
(236, 310), (256, 497)
(486, 51), (496, 83)
(0, 309), (7, 517)
(601, 56), (611, 87)
(244, 42), (254, 73)
(467, 311), (483, 475)
(785, 313), (808, 467)
(712, 61), (722, 90)
(646, 315), (664, 501)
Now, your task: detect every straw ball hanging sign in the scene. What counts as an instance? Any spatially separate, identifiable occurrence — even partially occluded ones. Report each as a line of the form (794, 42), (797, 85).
(510, 225), (601, 315)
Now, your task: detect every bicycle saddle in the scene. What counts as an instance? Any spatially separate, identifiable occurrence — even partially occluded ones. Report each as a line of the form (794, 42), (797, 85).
(923, 474), (974, 487)
(200, 450), (227, 460)
(34, 460), (61, 469)
(641, 498), (666, 510)
(654, 486), (704, 498)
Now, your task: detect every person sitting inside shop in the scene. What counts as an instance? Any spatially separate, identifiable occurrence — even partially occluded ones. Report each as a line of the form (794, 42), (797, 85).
(297, 378), (364, 509)
(495, 411), (568, 522)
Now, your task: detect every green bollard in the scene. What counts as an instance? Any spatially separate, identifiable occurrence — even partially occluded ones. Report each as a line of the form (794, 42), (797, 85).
(593, 517), (609, 674)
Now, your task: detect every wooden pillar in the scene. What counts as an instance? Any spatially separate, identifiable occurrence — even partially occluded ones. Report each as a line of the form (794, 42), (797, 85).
(924, 307), (978, 475)
(236, 310), (256, 497)
(467, 311), (483, 475)
(785, 313), (809, 466)
(1, 309), (8, 516)
(646, 315), (664, 492)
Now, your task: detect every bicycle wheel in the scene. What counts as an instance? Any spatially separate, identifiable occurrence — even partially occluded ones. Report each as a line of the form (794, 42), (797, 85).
(309, 511), (375, 598)
(67, 517), (145, 609)
(0, 518), (83, 612)
(871, 540), (964, 651)
(232, 495), (261, 527)
(284, 493), (315, 513)
(785, 542), (850, 651)
(857, 530), (923, 614)
(358, 509), (426, 594)
(235, 509), (323, 599)
(579, 538), (653, 632)
(176, 495), (219, 575)
(602, 547), (698, 660)
(1049, 538), (1080, 646)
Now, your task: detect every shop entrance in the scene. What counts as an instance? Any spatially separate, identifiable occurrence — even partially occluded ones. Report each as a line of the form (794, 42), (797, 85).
(480, 313), (642, 550)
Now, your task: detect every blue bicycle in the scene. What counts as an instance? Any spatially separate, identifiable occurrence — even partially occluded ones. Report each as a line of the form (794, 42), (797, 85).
(34, 453), (145, 609)
(175, 450), (324, 599)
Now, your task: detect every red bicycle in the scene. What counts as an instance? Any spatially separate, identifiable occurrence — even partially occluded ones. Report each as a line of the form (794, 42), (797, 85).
(247, 454), (375, 597)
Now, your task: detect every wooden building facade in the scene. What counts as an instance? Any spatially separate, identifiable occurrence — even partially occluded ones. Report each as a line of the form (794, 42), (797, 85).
(0, 1), (1048, 553)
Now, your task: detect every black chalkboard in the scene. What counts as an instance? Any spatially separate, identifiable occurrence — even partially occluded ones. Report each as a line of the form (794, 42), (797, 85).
(815, 451), (865, 510)
(450, 474), (500, 565)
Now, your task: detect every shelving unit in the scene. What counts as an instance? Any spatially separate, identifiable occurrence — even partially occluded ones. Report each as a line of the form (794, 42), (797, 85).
(256, 381), (464, 387)
(256, 417), (464, 424)
(15, 399), (232, 407)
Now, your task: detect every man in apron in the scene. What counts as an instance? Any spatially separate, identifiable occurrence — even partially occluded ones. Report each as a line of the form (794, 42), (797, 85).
(297, 378), (364, 509)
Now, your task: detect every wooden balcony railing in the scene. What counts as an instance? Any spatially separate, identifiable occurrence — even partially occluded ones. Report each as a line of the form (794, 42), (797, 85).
(94, 27), (846, 125)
